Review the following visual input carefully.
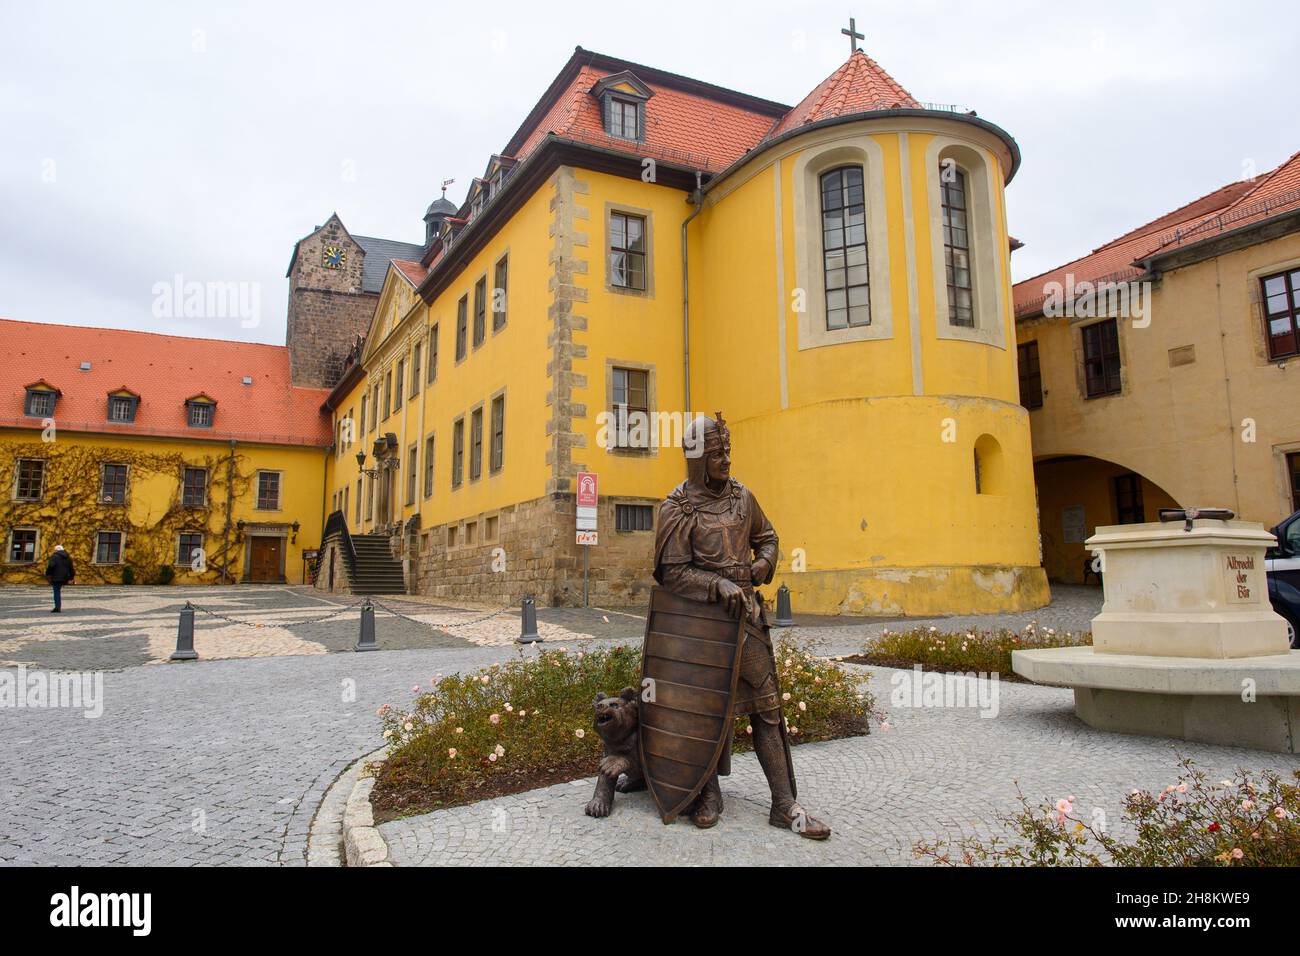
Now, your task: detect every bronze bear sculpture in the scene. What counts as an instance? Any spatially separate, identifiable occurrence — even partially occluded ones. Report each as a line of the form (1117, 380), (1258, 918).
(583, 687), (645, 818)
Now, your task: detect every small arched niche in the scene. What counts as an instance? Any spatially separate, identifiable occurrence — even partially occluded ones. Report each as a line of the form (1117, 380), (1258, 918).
(974, 433), (1006, 496)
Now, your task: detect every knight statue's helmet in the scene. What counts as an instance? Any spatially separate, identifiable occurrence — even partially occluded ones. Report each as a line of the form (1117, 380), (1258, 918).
(683, 411), (729, 484)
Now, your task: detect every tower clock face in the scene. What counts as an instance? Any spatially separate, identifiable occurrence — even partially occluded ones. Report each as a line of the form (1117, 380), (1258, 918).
(322, 245), (346, 269)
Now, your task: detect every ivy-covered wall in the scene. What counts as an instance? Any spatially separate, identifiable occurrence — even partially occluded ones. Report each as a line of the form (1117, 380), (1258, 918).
(1, 430), (327, 586)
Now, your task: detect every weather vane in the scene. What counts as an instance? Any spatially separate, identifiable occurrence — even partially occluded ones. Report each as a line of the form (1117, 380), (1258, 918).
(842, 16), (864, 54)
(440, 177), (455, 198)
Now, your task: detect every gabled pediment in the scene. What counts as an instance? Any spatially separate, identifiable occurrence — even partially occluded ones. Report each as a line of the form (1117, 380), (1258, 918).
(589, 70), (654, 101)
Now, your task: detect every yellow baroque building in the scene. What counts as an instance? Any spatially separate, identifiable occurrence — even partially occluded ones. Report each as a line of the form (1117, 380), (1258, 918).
(314, 46), (1049, 614)
(1, 321), (330, 586)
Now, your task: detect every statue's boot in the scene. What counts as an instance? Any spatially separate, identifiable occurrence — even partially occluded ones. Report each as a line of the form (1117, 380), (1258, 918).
(690, 774), (723, 828)
(752, 716), (831, 839)
(769, 801), (831, 840)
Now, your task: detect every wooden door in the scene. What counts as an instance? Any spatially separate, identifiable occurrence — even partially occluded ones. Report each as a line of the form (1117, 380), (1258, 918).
(249, 536), (282, 583)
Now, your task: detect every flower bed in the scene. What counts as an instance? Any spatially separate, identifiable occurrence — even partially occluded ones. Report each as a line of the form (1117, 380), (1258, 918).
(370, 638), (878, 821)
(846, 622), (1091, 679)
(915, 758), (1300, 866)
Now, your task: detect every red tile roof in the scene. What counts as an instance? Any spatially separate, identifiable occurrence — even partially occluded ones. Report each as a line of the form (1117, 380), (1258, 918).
(1013, 176), (1265, 318)
(391, 259), (429, 287)
(769, 50), (919, 138)
(0, 319), (332, 446)
(508, 49), (789, 173)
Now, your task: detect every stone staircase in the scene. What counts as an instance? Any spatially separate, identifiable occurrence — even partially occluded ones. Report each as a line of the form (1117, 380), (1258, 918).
(347, 533), (407, 595)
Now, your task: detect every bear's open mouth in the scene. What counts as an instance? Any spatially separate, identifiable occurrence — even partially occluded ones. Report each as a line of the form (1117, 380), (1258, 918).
(595, 711), (614, 725)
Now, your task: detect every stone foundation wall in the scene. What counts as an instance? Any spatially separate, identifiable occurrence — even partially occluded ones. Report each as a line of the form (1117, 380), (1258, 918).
(287, 287), (377, 388)
(314, 537), (353, 594)
(411, 492), (658, 608)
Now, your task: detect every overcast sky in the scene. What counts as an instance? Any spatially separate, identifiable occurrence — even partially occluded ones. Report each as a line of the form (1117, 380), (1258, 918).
(1, 0), (1293, 345)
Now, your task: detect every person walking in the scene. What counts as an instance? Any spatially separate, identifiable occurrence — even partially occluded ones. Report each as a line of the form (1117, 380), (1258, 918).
(45, 544), (75, 613)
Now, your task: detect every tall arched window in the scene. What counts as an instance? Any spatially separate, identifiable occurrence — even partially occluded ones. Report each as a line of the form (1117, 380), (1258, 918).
(940, 165), (975, 328)
(820, 166), (870, 330)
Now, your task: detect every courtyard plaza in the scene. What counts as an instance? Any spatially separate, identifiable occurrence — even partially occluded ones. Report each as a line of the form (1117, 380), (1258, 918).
(4, 583), (1287, 866)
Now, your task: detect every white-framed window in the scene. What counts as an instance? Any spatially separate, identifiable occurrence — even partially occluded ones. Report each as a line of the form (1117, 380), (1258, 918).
(924, 138), (1007, 348)
(791, 137), (893, 349)
(14, 458), (46, 502)
(94, 531), (124, 565)
(7, 528), (38, 564)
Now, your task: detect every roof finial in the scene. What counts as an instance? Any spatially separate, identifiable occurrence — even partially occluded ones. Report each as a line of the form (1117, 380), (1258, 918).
(441, 177), (455, 198)
(841, 16), (864, 54)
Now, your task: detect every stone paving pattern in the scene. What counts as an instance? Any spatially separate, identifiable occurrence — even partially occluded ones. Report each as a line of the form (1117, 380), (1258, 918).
(379, 667), (1299, 866)
(6, 582), (1283, 866)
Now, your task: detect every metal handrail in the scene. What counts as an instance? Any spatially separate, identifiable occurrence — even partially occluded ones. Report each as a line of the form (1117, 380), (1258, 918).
(321, 509), (358, 578)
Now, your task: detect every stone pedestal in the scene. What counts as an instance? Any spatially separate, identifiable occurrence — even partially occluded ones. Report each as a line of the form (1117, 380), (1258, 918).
(1089, 519), (1288, 658)
(1013, 517), (1300, 753)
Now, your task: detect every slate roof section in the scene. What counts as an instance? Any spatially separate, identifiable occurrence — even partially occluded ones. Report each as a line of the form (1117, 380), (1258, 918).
(0, 319), (332, 446)
(354, 235), (425, 294)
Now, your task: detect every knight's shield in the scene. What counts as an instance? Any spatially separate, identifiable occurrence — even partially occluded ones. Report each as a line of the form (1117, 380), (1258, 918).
(639, 586), (748, 823)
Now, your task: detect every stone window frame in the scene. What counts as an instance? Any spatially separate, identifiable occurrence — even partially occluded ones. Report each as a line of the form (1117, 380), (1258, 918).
(455, 295), (469, 363)
(1273, 441), (1300, 516)
(427, 323), (440, 383)
(423, 432), (436, 499)
(394, 356), (405, 406)
(254, 469), (283, 512)
(382, 369), (393, 420)
(489, 388), (506, 476)
(451, 415), (465, 490)
(1246, 254), (1300, 366)
(410, 342), (422, 399)
(99, 461), (129, 507)
(923, 137), (1008, 348)
(13, 457), (46, 502)
(175, 530), (204, 568)
(484, 513), (499, 542)
(791, 135), (894, 350)
(360, 393), (368, 436)
(493, 250), (510, 334)
(468, 402), (485, 483)
(370, 383), (381, 433)
(6, 527), (39, 565)
(405, 442), (418, 506)
(93, 529), (125, 566)
(604, 202), (655, 298)
(354, 477), (363, 525)
(473, 274), (488, 349)
(1078, 317), (1123, 400)
(604, 358), (658, 458)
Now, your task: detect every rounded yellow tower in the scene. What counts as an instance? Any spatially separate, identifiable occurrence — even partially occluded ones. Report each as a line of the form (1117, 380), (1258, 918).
(688, 51), (1048, 615)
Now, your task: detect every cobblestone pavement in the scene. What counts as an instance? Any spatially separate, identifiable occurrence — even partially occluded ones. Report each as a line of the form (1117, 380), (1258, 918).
(0, 586), (647, 670)
(0, 582), (1102, 671)
(379, 663), (1297, 866)
(0, 643), (551, 865)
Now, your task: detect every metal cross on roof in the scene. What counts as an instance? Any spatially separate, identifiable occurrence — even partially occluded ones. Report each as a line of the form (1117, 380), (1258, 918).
(841, 17), (864, 53)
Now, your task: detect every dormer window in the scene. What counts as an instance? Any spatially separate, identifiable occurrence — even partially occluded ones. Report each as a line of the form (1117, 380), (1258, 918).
(590, 71), (653, 144)
(23, 383), (59, 418)
(107, 390), (139, 424)
(186, 397), (216, 428)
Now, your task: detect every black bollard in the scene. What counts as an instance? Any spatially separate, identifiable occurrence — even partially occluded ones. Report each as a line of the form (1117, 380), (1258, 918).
(773, 583), (795, 627)
(516, 594), (542, 644)
(354, 597), (378, 652)
(170, 601), (199, 661)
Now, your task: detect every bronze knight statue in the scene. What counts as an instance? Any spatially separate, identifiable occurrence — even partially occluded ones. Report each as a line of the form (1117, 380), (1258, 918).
(638, 412), (830, 839)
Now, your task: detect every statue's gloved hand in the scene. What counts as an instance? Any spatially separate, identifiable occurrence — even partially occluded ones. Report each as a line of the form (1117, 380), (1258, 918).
(716, 578), (745, 619)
